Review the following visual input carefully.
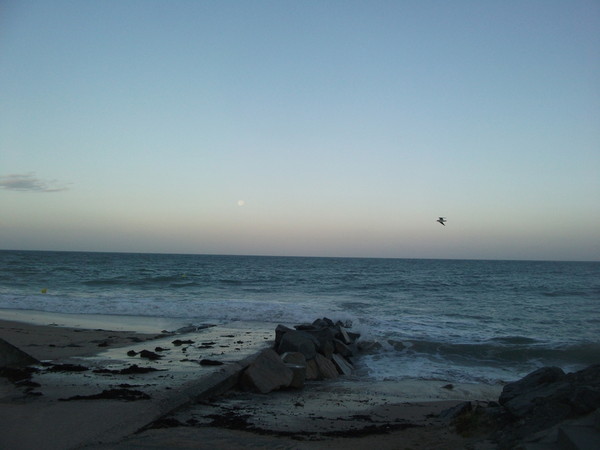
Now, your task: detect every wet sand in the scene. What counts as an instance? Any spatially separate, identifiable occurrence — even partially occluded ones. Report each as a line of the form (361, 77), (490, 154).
(1, 310), (503, 449)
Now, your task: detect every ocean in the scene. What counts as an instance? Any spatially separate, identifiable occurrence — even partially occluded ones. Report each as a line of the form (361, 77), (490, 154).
(1, 250), (598, 385)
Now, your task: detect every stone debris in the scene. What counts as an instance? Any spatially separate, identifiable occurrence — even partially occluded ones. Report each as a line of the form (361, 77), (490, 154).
(239, 317), (360, 394)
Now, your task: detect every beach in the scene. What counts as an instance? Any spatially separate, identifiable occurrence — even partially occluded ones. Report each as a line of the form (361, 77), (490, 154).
(0, 310), (507, 450)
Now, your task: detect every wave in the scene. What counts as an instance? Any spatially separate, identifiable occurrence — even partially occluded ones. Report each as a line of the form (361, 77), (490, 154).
(83, 275), (192, 287)
(377, 338), (600, 368)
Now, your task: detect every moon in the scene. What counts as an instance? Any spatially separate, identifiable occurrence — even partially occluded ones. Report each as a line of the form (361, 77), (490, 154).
(237, 200), (245, 207)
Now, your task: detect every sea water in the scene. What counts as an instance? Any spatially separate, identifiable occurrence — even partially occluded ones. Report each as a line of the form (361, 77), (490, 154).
(1, 250), (598, 384)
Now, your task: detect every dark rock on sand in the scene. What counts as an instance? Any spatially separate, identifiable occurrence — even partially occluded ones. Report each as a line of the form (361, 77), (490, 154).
(60, 388), (151, 401)
(139, 350), (162, 360)
(482, 364), (600, 448)
(500, 365), (600, 421)
(439, 401), (473, 420)
(199, 359), (224, 366)
(47, 363), (89, 372)
(93, 364), (162, 375)
(499, 366), (566, 408)
(119, 364), (161, 374)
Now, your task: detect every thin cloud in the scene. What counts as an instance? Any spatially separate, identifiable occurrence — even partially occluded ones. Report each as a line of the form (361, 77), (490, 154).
(0, 173), (69, 192)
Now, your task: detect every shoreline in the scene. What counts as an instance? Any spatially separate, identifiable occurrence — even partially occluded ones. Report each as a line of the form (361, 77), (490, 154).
(0, 307), (192, 334)
(1, 308), (505, 449)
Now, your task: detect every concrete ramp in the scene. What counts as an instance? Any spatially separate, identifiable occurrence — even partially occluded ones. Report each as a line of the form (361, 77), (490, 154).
(0, 323), (273, 450)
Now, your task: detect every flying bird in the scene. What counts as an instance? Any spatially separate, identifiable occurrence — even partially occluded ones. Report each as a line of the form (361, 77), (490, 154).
(437, 217), (447, 226)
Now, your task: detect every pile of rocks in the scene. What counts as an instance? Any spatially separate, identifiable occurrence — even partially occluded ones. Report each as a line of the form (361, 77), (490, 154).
(240, 318), (360, 394)
(495, 364), (600, 447)
(450, 364), (600, 448)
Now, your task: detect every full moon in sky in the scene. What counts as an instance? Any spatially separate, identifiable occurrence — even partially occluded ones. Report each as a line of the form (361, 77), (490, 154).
(237, 200), (245, 207)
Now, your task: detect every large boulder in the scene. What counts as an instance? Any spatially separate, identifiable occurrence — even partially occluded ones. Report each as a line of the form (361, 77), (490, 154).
(302, 327), (336, 359)
(240, 349), (293, 394)
(274, 324), (294, 347)
(333, 338), (353, 357)
(280, 352), (307, 389)
(277, 331), (318, 360)
(280, 352), (307, 367)
(495, 364), (600, 446)
(305, 358), (320, 380)
(285, 364), (306, 389)
(0, 338), (39, 368)
(334, 325), (353, 345)
(499, 366), (566, 406)
(331, 353), (353, 376)
(314, 353), (339, 379)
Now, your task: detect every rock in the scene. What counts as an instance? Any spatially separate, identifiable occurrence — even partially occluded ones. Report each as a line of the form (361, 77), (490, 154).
(347, 331), (361, 342)
(47, 363), (89, 372)
(119, 365), (161, 374)
(331, 353), (353, 376)
(335, 326), (354, 345)
(285, 364), (306, 389)
(174, 325), (199, 334)
(494, 365), (600, 448)
(240, 349), (293, 394)
(280, 352), (307, 367)
(139, 350), (162, 360)
(274, 324), (294, 347)
(314, 353), (338, 379)
(312, 317), (335, 328)
(439, 401), (472, 420)
(319, 339), (335, 359)
(277, 331), (318, 360)
(357, 340), (382, 352)
(499, 366), (566, 405)
(60, 388), (151, 401)
(305, 359), (320, 381)
(299, 327), (336, 358)
(0, 338), (39, 368)
(199, 359), (224, 366)
(333, 338), (353, 357)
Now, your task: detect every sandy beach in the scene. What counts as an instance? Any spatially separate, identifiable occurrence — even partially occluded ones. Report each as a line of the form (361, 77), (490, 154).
(1, 310), (504, 449)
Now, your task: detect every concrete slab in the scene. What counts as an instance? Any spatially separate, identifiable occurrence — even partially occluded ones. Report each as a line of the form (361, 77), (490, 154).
(0, 322), (274, 450)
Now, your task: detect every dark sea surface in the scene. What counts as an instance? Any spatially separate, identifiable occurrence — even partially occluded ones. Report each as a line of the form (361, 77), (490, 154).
(1, 250), (598, 384)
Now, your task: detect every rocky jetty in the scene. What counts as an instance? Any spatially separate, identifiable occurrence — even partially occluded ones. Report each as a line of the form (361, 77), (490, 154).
(239, 317), (359, 394)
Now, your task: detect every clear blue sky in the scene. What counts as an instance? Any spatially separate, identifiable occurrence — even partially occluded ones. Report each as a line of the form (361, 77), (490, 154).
(1, 0), (599, 260)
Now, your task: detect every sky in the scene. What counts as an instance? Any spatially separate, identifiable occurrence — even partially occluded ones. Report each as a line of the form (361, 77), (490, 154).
(1, 0), (599, 261)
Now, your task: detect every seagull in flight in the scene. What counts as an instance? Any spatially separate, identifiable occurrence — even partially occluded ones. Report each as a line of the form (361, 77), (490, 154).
(437, 217), (447, 226)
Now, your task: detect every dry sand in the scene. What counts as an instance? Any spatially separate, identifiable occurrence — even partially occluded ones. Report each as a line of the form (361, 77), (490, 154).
(1, 311), (504, 449)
